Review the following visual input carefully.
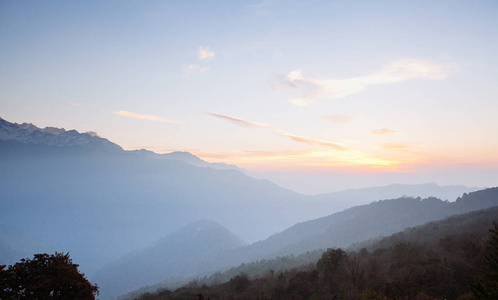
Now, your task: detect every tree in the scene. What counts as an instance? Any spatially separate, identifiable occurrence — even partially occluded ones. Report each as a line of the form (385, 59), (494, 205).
(316, 248), (346, 292)
(0, 252), (99, 299)
(471, 222), (498, 299)
(316, 248), (346, 274)
(345, 248), (367, 290)
(229, 273), (250, 292)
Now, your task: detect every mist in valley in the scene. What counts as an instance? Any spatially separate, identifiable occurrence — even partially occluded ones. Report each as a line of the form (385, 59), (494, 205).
(1, 1), (498, 299)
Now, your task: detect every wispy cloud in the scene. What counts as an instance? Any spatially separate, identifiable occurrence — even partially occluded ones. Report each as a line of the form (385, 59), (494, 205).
(114, 111), (176, 123)
(198, 46), (215, 60)
(281, 59), (452, 105)
(371, 128), (397, 135)
(184, 47), (215, 75)
(324, 115), (355, 124)
(207, 113), (270, 128)
(183, 64), (211, 75)
(276, 130), (347, 151)
(207, 112), (346, 151)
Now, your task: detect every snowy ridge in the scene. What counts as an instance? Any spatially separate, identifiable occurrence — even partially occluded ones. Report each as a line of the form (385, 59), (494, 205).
(0, 117), (122, 152)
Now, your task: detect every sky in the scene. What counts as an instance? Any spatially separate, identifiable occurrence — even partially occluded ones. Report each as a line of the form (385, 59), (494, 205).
(1, 0), (497, 193)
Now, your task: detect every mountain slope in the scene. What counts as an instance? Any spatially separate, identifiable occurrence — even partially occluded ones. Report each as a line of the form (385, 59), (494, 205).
(224, 188), (498, 267)
(99, 188), (498, 299)
(119, 199), (498, 300)
(310, 182), (483, 213)
(93, 220), (245, 298)
(352, 205), (498, 252)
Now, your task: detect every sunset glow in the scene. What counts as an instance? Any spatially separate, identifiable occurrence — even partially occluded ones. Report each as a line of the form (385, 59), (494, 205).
(1, 0), (497, 192)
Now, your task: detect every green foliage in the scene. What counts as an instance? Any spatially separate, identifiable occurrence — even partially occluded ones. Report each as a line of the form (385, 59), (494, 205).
(0, 252), (99, 299)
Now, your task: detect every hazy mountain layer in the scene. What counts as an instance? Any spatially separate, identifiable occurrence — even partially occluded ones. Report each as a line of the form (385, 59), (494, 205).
(234, 188), (498, 262)
(96, 188), (497, 298)
(122, 205), (498, 299)
(129, 205), (498, 300)
(0, 139), (306, 272)
(92, 220), (245, 298)
(311, 182), (482, 210)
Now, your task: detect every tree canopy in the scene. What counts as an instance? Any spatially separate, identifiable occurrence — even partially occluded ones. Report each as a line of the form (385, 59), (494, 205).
(0, 252), (98, 299)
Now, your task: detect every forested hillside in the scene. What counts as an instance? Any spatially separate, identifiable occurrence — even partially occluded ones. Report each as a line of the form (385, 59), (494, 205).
(129, 206), (498, 300)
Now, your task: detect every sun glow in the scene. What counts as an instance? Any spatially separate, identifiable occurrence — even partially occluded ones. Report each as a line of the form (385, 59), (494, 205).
(195, 149), (404, 172)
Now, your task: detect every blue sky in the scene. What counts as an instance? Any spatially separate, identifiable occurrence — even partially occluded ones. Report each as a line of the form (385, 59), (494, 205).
(1, 0), (497, 192)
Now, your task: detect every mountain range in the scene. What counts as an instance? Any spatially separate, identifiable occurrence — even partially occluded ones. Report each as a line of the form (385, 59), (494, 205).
(93, 188), (498, 298)
(0, 117), (494, 299)
(119, 205), (498, 300)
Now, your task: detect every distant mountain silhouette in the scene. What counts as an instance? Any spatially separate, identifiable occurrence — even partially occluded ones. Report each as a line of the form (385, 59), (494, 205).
(311, 182), (483, 210)
(93, 220), (245, 298)
(128, 149), (241, 170)
(232, 188), (498, 263)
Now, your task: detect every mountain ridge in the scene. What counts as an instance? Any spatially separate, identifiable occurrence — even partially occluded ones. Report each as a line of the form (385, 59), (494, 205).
(0, 117), (123, 152)
(92, 219), (245, 299)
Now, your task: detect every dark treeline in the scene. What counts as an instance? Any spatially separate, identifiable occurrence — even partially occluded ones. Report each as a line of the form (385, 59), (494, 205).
(132, 207), (498, 300)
